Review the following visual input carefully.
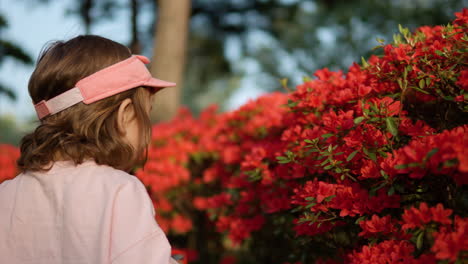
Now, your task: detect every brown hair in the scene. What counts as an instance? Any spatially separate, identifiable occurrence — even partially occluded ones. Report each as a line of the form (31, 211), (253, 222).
(18, 35), (153, 172)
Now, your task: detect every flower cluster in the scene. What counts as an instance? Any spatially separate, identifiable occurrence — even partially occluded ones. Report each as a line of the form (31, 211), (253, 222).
(0, 144), (20, 184)
(349, 203), (467, 263)
(133, 10), (467, 263)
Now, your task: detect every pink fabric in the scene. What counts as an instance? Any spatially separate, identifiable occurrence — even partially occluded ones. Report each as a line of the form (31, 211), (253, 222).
(0, 161), (178, 264)
(34, 55), (176, 120)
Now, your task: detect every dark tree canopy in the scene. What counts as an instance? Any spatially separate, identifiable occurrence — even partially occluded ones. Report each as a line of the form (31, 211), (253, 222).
(0, 13), (33, 101)
(26, 0), (468, 112)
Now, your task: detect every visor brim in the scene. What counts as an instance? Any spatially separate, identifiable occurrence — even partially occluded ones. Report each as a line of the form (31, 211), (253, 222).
(144, 78), (177, 91)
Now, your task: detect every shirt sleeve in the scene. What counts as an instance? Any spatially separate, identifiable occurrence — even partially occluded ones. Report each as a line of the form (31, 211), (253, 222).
(109, 177), (173, 264)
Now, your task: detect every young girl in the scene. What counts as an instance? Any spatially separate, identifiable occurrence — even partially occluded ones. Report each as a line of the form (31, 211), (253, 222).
(0, 35), (179, 264)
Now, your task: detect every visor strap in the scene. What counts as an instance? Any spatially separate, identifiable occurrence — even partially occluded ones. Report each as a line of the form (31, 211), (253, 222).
(34, 87), (84, 119)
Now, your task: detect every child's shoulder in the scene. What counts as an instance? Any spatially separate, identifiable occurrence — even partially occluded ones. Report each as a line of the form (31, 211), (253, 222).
(72, 160), (143, 187)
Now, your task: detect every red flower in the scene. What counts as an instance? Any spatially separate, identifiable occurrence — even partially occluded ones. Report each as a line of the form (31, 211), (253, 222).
(348, 240), (419, 264)
(401, 203), (452, 230)
(220, 256), (236, 264)
(216, 215), (265, 244)
(171, 214), (193, 234)
(260, 187), (291, 213)
(431, 216), (468, 261)
(0, 144), (20, 184)
(358, 215), (397, 238)
(360, 160), (380, 179)
(292, 218), (337, 236)
(386, 125), (468, 184)
(368, 97), (401, 117)
(454, 8), (468, 26)
(457, 69), (468, 91)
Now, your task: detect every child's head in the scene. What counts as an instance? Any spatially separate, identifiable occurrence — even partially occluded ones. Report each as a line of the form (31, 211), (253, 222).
(17, 35), (174, 172)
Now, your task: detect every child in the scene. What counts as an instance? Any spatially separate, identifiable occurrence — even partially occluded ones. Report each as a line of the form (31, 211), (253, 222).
(0, 35), (179, 264)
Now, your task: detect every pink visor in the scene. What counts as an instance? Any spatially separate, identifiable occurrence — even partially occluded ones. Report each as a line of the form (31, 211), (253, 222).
(34, 55), (176, 120)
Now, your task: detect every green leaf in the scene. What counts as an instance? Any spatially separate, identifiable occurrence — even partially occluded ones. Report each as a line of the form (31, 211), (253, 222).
(443, 158), (459, 168)
(411, 85), (430, 94)
(354, 116), (365, 125)
(361, 56), (369, 67)
(323, 195), (336, 202)
(394, 164), (407, 169)
(416, 231), (424, 249)
(209, 212), (217, 220)
(425, 78), (431, 86)
(291, 206), (303, 213)
(380, 170), (389, 180)
(386, 117), (399, 137)
(418, 79), (425, 89)
(321, 133), (334, 139)
(355, 216), (367, 224)
(287, 99), (299, 108)
(369, 182), (386, 196)
(387, 186), (395, 196)
(347, 149), (359, 162)
(246, 169), (262, 181)
(363, 147), (369, 156)
(397, 78), (404, 89)
(276, 156), (288, 161)
(407, 162), (422, 168)
(424, 148), (439, 162)
(395, 162), (421, 169)
(276, 156), (291, 164)
(393, 34), (402, 44)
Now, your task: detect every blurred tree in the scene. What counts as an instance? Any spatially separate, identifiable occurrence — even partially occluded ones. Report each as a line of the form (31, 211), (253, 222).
(0, 13), (33, 101)
(0, 114), (34, 145)
(182, 0), (467, 109)
(41, 0), (191, 122)
(150, 0), (191, 122)
(23, 0), (468, 117)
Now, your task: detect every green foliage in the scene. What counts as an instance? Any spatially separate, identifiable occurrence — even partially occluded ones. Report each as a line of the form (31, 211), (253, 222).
(0, 13), (33, 101)
(29, 0), (466, 113)
(0, 115), (34, 145)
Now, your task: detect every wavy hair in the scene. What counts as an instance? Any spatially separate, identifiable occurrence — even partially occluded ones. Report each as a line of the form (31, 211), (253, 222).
(17, 35), (152, 172)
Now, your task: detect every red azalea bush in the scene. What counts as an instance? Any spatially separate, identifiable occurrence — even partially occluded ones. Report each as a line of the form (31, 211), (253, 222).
(0, 9), (467, 264)
(0, 144), (20, 184)
(136, 9), (468, 264)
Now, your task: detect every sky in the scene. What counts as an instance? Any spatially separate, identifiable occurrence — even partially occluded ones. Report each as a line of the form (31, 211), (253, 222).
(0, 0), (265, 121)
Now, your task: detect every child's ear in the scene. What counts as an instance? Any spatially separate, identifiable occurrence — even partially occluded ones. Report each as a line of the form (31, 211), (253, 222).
(117, 98), (135, 134)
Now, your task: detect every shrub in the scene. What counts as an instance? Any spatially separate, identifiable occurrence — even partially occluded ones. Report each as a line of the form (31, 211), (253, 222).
(0, 144), (20, 184)
(137, 9), (468, 264)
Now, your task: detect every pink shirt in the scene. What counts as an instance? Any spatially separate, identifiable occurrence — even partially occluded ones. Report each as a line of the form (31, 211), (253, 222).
(0, 160), (177, 264)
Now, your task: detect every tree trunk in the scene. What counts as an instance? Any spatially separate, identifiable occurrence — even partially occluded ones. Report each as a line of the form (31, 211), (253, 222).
(129, 0), (141, 54)
(79, 0), (94, 34)
(150, 0), (191, 122)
